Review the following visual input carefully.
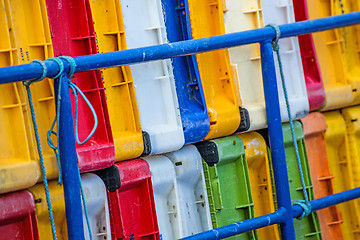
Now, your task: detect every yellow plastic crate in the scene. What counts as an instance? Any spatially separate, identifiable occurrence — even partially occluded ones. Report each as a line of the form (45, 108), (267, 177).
(307, 0), (353, 110)
(340, 0), (360, 105)
(0, 0), (39, 194)
(235, 132), (280, 240)
(342, 106), (360, 188)
(89, 0), (144, 161)
(9, 0), (59, 180)
(28, 180), (67, 239)
(187, 0), (241, 139)
(324, 111), (360, 239)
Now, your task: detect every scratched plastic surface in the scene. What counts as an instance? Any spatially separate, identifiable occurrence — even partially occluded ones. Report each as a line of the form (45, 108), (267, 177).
(45, 0), (115, 173)
(10, 0), (65, 182)
(0, 191), (39, 240)
(341, 0), (360, 106)
(324, 111), (360, 239)
(29, 173), (111, 240)
(144, 155), (179, 240)
(186, 0), (241, 139)
(144, 145), (212, 239)
(160, 0), (210, 144)
(120, 0), (184, 155)
(88, 0), (144, 161)
(262, 0), (309, 123)
(108, 159), (160, 240)
(223, 0), (309, 131)
(342, 106), (360, 239)
(165, 145), (213, 238)
(0, 0), (39, 193)
(196, 136), (258, 240)
(306, 0), (354, 110)
(293, 0), (325, 111)
(235, 132), (280, 240)
(301, 113), (344, 240)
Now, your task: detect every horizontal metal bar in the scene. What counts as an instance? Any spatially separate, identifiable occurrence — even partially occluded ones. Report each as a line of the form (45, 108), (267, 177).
(180, 208), (286, 240)
(0, 11), (359, 85)
(292, 187), (360, 218)
(180, 187), (360, 240)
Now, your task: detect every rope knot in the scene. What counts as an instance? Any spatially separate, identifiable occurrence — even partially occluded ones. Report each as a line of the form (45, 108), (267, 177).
(23, 60), (48, 87)
(46, 56), (75, 186)
(294, 200), (312, 220)
(266, 23), (281, 52)
(25, 55), (94, 239)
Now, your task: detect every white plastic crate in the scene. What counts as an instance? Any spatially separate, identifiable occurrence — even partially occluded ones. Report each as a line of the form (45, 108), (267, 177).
(81, 173), (112, 240)
(144, 145), (212, 239)
(120, 0), (184, 155)
(144, 155), (180, 240)
(165, 145), (212, 237)
(224, 0), (309, 131)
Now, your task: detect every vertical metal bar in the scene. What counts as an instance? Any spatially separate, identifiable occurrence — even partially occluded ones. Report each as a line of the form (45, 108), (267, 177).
(55, 74), (85, 240)
(260, 40), (296, 240)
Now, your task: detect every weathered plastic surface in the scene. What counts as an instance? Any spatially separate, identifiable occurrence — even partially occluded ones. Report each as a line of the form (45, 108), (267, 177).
(341, 1), (360, 106)
(195, 136), (258, 240)
(282, 121), (322, 240)
(45, 0), (116, 173)
(9, 0), (58, 181)
(165, 145), (213, 237)
(342, 106), (360, 237)
(306, 0), (353, 110)
(28, 173), (111, 239)
(161, 0), (210, 144)
(223, 0), (309, 131)
(144, 146), (212, 239)
(235, 132), (280, 240)
(81, 174), (112, 240)
(0, 0), (38, 193)
(301, 113), (344, 240)
(143, 155), (179, 240)
(262, 0), (309, 121)
(186, 0), (242, 138)
(89, 0), (144, 161)
(0, 191), (39, 239)
(324, 111), (360, 239)
(108, 159), (160, 240)
(120, 0), (184, 155)
(292, 0), (325, 111)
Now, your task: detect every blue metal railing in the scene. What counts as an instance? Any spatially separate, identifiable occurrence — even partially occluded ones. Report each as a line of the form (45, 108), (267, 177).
(0, 11), (360, 240)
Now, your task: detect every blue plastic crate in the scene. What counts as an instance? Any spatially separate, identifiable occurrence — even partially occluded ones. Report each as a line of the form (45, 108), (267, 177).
(161, 0), (210, 144)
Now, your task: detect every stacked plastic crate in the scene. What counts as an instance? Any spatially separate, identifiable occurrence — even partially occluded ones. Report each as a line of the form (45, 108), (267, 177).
(294, 0), (360, 239)
(0, 0), (360, 239)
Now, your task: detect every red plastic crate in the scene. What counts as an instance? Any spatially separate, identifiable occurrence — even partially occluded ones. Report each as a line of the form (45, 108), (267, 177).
(45, 0), (115, 171)
(0, 191), (39, 240)
(293, 0), (325, 111)
(107, 159), (160, 240)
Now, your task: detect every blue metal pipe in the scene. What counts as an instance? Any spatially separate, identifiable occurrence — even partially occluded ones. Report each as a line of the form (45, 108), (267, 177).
(180, 208), (286, 240)
(56, 74), (85, 240)
(260, 41), (296, 240)
(293, 187), (360, 218)
(180, 188), (360, 240)
(0, 12), (359, 84)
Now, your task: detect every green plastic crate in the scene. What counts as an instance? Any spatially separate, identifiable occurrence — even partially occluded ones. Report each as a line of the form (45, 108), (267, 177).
(195, 136), (258, 240)
(267, 121), (322, 240)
